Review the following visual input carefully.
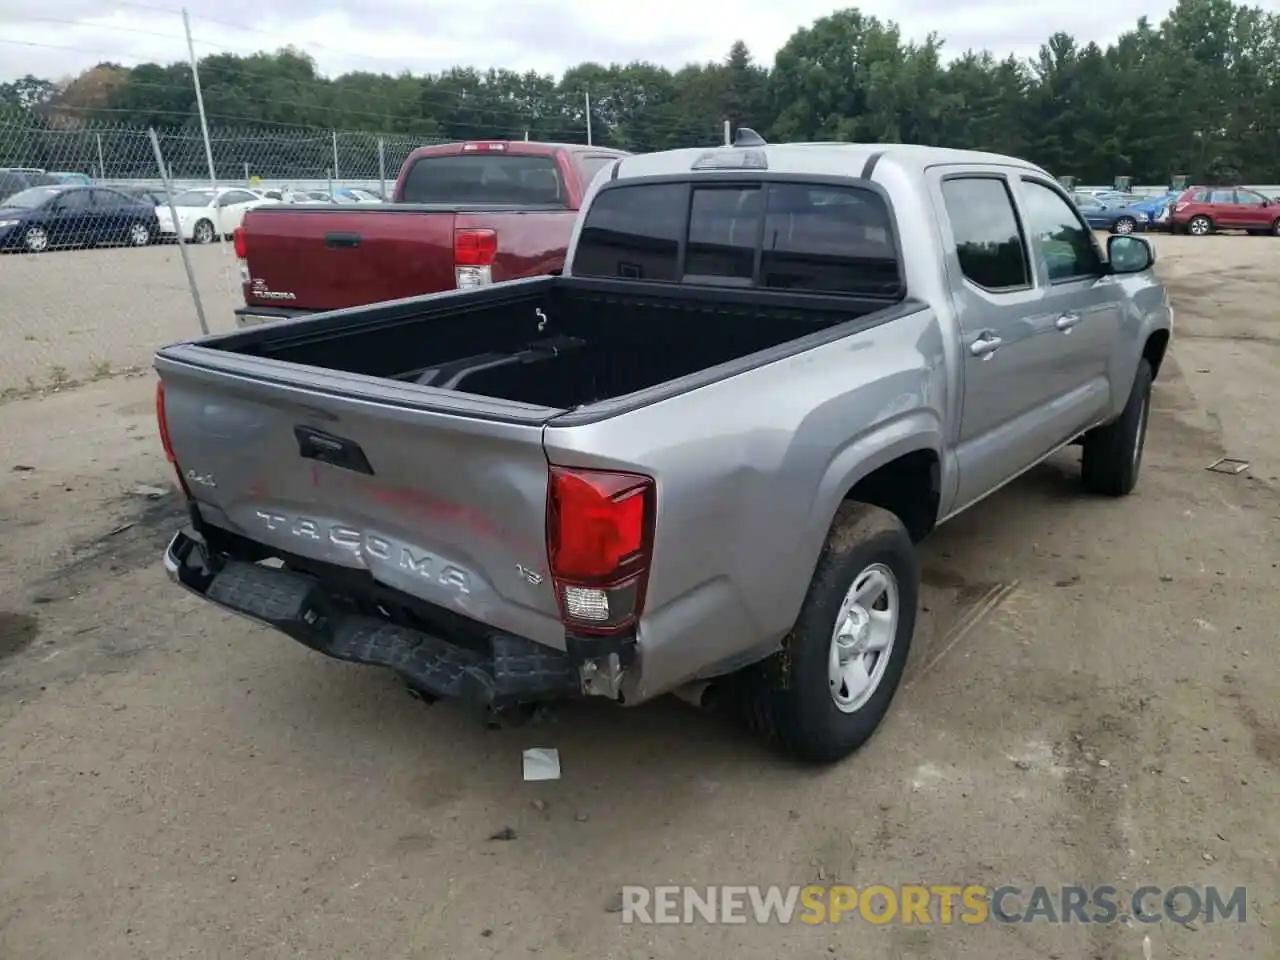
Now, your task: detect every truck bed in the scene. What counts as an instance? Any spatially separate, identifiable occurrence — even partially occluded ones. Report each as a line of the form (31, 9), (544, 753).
(207, 275), (903, 414)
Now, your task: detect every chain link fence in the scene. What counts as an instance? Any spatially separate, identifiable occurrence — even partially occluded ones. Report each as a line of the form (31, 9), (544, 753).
(0, 116), (444, 398)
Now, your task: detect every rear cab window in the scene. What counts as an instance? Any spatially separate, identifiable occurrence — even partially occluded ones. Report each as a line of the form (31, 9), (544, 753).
(572, 178), (901, 297)
(939, 176), (1030, 291)
(400, 152), (568, 205)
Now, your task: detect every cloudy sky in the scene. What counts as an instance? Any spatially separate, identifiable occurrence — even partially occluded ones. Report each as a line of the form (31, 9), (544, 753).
(0, 1), (1205, 83)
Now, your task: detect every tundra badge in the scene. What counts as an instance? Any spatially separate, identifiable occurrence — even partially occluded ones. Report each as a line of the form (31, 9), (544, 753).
(251, 278), (297, 301)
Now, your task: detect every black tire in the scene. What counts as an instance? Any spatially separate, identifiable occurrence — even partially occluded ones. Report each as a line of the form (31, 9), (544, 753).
(1272, 217), (1280, 237)
(1081, 358), (1153, 497)
(1112, 216), (1137, 235)
(1188, 215), (1213, 237)
(193, 218), (215, 244)
(739, 502), (918, 764)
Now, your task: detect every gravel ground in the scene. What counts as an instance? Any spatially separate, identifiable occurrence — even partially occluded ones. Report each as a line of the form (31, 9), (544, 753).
(0, 242), (241, 396)
(0, 234), (1276, 959)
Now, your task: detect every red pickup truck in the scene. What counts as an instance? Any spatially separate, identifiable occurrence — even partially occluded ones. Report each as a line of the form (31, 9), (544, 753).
(232, 140), (629, 326)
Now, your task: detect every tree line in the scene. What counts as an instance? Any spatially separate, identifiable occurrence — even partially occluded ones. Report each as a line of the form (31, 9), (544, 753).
(4, 0), (1280, 184)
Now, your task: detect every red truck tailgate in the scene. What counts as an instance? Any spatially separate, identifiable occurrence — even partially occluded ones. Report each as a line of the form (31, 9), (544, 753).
(240, 206), (579, 314)
(240, 207), (456, 313)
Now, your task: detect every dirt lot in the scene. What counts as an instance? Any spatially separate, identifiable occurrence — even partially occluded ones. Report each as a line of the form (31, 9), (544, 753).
(0, 234), (1277, 959)
(0, 243), (241, 396)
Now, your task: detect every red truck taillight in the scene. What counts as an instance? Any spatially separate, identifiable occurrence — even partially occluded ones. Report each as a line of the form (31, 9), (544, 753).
(232, 227), (249, 285)
(454, 227), (497, 289)
(546, 465), (656, 636)
(155, 381), (191, 498)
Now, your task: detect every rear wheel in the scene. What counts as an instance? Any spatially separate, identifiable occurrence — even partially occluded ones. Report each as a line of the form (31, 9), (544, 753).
(739, 502), (918, 763)
(192, 218), (215, 244)
(1272, 218), (1280, 237)
(1081, 358), (1153, 497)
(1112, 216), (1137, 235)
(127, 221), (151, 247)
(1188, 215), (1213, 237)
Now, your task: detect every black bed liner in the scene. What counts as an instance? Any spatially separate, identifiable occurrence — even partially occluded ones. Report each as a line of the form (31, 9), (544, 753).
(208, 275), (909, 414)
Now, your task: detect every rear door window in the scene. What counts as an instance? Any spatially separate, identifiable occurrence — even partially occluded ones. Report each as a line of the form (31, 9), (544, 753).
(400, 154), (567, 205)
(940, 177), (1030, 291)
(573, 180), (900, 296)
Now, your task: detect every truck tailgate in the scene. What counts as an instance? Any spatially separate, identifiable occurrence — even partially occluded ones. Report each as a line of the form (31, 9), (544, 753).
(241, 205), (578, 314)
(156, 350), (568, 649)
(242, 207), (457, 312)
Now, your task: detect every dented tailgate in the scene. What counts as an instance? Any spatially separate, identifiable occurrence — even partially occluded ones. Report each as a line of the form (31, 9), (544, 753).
(155, 347), (568, 650)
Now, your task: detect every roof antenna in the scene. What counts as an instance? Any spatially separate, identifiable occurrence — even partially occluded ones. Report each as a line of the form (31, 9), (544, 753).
(733, 127), (767, 148)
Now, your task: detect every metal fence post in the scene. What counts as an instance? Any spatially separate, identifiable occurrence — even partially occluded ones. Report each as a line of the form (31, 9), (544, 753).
(149, 128), (209, 336)
(377, 136), (386, 198)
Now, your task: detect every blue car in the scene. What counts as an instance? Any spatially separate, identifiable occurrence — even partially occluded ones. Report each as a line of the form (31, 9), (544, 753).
(0, 184), (160, 252)
(1070, 193), (1153, 234)
(1125, 192), (1180, 231)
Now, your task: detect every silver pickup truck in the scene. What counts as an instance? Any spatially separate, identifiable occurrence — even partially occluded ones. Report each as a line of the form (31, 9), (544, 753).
(155, 133), (1172, 763)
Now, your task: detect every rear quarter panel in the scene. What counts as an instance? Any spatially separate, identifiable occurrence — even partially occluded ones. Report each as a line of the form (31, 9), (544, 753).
(543, 306), (947, 701)
(455, 209), (578, 281)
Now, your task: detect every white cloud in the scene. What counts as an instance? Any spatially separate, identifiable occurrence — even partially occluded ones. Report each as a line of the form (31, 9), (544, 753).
(0, 0), (1219, 83)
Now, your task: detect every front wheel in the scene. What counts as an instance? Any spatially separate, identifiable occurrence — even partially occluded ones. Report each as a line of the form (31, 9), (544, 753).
(739, 502), (918, 763)
(1272, 217), (1280, 237)
(192, 218), (215, 244)
(1081, 358), (1153, 497)
(1112, 216), (1137, 235)
(1188, 215), (1213, 237)
(22, 225), (49, 253)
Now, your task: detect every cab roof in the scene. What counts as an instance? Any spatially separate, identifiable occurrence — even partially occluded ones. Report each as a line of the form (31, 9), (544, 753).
(611, 142), (1045, 183)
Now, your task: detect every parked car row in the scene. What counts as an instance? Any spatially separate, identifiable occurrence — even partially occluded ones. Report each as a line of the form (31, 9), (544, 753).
(1068, 183), (1280, 238)
(256, 186), (385, 204)
(0, 182), (292, 251)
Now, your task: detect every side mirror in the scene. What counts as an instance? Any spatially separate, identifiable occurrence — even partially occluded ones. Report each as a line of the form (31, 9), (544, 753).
(1107, 235), (1155, 274)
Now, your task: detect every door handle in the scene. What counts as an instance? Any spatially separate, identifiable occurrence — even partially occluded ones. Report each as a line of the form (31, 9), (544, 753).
(1056, 313), (1080, 331)
(969, 333), (1003, 358)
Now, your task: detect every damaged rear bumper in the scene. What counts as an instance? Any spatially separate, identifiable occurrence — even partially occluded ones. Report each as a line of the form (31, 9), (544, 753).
(164, 529), (583, 711)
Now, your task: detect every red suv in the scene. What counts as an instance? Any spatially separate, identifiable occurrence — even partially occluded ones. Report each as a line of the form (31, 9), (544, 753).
(1171, 185), (1280, 237)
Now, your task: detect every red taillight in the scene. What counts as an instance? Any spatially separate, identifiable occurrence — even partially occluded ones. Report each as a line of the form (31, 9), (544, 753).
(156, 380), (191, 497)
(232, 226), (246, 258)
(453, 228), (497, 267)
(156, 380), (175, 462)
(461, 142), (507, 152)
(546, 465), (655, 635)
